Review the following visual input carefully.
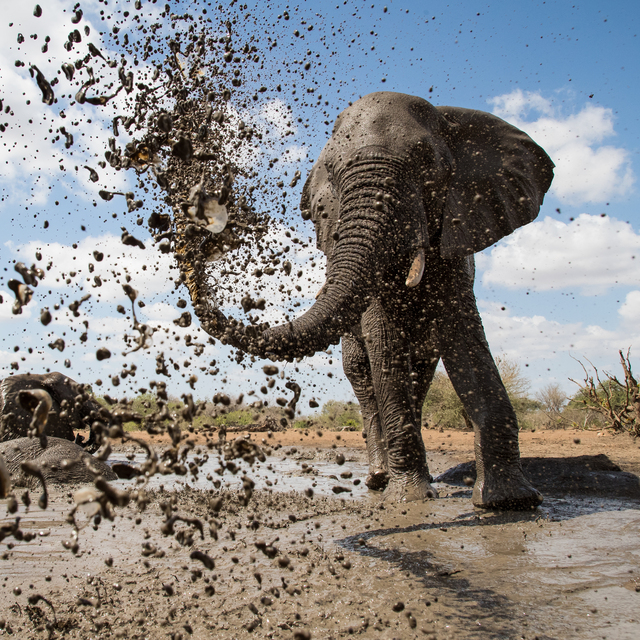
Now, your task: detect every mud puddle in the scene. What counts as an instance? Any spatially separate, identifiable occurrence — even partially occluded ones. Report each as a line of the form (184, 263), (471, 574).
(1, 456), (639, 638)
(107, 445), (371, 499)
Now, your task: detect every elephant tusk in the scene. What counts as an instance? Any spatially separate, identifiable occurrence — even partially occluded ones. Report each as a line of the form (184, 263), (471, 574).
(315, 284), (326, 299)
(405, 248), (425, 288)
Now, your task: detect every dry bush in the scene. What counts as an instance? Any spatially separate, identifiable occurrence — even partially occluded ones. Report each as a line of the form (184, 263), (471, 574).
(569, 349), (640, 436)
(422, 357), (539, 430)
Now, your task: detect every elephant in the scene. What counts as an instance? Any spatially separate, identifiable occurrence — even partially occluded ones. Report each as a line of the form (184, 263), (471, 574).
(0, 437), (117, 492)
(0, 372), (101, 449)
(192, 92), (554, 509)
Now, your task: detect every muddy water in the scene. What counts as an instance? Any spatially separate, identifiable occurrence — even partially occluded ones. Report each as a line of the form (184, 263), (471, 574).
(107, 445), (372, 499)
(1, 449), (639, 639)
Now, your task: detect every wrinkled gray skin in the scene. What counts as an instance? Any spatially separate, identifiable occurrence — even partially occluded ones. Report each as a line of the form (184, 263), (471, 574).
(0, 372), (101, 448)
(0, 437), (116, 490)
(203, 92), (554, 509)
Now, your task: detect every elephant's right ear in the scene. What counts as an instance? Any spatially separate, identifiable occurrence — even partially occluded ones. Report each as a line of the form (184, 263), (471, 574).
(437, 106), (554, 258)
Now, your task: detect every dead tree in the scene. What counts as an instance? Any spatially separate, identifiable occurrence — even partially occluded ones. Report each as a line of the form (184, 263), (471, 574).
(569, 349), (640, 437)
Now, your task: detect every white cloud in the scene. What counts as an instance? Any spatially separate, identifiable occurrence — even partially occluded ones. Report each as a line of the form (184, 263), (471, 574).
(477, 214), (640, 294)
(478, 299), (640, 389)
(619, 290), (640, 326)
(259, 99), (297, 138)
(0, 2), (139, 206)
(489, 90), (635, 205)
(281, 144), (307, 164)
(6, 233), (177, 303)
(480, 300), (623, 359)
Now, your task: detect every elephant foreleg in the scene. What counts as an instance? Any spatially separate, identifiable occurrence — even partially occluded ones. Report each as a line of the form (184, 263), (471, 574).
(362, 301), (436, 502)
(438, 295), (542, 510)
(342, 333), (389, 490)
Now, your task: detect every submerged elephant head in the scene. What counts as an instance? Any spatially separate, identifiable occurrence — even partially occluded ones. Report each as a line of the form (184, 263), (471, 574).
(0, 372), (101, 443)
(203, 92), (553, 358)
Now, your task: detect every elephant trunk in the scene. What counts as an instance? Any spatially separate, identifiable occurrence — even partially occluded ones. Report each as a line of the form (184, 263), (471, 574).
(255, 157), (405, 359)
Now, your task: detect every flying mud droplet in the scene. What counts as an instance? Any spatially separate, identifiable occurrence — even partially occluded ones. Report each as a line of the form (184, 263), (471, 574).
(48, 338), (65, 352)
(190, 550), (215, 570)
(84, 166), (99, 182)
(96, 348), (111, 361)
(8, 280), (33, 314)
(121, 228), (145, 249)
(18, 388), (52, 439)
(61, 63), (75, 81)
(173, 312), (192, 328)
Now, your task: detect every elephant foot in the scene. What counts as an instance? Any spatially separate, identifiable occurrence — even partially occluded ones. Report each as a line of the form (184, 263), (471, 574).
(383, 473), (438, 503)
(472, 469), (543, 510)
(365, 469), (389, 491)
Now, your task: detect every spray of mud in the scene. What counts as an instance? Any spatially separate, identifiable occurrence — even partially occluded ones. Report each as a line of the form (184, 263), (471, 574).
(0, 3), (377, 637)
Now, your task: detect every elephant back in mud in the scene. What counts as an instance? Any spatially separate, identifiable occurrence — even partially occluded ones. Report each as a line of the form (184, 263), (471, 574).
(0, 437), (117, 491)
(0, 372), (100, 443)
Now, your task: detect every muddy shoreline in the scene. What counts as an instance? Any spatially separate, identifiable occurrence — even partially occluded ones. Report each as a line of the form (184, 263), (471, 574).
(1, 428), (640, 639)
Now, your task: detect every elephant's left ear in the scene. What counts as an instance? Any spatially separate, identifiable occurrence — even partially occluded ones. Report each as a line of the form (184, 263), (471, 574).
(436, 106), (554, 258)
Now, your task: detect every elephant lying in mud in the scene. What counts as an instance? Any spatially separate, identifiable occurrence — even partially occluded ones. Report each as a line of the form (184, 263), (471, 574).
(0, 372), (101, 448)
(194, 92), (554, 509)
(0, 437), (117, 492)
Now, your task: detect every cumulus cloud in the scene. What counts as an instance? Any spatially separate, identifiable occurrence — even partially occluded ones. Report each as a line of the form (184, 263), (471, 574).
(479, 300), (640, 368)
(477, 214), (640, 294)
(6, 233), (176, 304)
(619, 290), (640, 326)
(259, 99), (297, 138)
(0, 2), (138, 205)
(489, 90), (635, 205)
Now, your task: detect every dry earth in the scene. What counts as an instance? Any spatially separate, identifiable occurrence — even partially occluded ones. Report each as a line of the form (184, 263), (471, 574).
(1, 427), (639, 640)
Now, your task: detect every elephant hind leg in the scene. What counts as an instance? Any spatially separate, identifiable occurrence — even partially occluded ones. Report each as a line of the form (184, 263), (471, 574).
(342, 332), (389, 490)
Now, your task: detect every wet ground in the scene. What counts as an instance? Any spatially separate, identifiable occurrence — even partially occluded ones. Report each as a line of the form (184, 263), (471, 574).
(1, 430), (639, 639)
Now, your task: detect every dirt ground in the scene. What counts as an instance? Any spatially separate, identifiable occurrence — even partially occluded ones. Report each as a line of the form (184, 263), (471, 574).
(1, 427), (639, 639)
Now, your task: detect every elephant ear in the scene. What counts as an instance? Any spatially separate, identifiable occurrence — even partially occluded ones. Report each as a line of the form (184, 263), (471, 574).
(436, 106), (554, 258)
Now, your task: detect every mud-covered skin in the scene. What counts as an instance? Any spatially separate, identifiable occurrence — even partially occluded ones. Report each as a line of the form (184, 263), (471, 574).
(0, 436), (117, 489)
(0, 372), (101, 446)
(200, 93), (553, 509)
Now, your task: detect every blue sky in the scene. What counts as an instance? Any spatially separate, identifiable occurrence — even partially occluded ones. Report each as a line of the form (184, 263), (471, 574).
(0, 0), (638, 411)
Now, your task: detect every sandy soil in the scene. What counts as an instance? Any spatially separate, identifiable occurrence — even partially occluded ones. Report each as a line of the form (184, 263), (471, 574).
(1, 427), (639, 639)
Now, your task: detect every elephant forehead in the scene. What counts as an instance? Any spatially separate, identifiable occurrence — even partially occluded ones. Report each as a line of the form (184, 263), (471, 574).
(332, 92), (443, 142)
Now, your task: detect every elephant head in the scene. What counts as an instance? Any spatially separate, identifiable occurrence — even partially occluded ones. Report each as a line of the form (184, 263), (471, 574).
(200, 92), (553, 358)
(0, 372), (102, 444)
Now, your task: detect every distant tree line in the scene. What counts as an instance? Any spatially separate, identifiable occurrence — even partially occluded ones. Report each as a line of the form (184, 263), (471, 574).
(94, 351), (638, 436)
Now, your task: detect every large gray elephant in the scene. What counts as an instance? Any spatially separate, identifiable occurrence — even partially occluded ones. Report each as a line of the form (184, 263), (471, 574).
(0, 372), (101, 447)
(195, 92), (554, 509)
